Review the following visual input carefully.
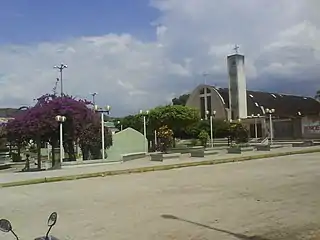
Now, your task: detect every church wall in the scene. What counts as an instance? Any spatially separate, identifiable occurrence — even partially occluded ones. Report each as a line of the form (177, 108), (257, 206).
(273, 120), (294, 139)
(301, 116), (320, 139)
(186, 85), (227, 120)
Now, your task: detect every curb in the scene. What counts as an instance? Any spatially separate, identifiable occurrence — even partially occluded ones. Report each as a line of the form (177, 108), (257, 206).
(1, 148), (320, 188)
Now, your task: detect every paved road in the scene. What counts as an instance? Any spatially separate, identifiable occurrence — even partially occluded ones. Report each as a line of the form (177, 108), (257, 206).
(0, 153), (319, 240)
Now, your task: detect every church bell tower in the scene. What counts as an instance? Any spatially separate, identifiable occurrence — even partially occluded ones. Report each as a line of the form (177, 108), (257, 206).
(227, 45), (247, 120)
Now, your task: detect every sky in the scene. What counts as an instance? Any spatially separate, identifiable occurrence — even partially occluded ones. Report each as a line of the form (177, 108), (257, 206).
(0, 0), (319, 116)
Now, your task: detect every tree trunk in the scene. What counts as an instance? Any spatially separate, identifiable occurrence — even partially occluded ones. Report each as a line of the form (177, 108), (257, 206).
(51, 141), (56, 167)
(36, 137), (41, 170)
(66, 139), (76, 161)
(81, 144), (90, 160)
(17, 142), (22, 162)
(89, 145), (102, 159)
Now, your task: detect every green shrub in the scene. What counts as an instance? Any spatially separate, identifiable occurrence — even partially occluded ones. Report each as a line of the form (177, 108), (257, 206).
(198, 130), (209, 147)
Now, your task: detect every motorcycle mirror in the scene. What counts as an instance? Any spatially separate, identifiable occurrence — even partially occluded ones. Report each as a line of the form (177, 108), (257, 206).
(47, 212), (58, 227)
(0, 219), (12, 233)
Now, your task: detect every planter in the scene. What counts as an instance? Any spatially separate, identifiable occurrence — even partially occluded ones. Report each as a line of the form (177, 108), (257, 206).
(227, 147), (242, 154)
(190, 149), (205, 157)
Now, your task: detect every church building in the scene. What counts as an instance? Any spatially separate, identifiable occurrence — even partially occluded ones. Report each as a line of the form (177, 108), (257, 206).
(186, 51), (320, 139)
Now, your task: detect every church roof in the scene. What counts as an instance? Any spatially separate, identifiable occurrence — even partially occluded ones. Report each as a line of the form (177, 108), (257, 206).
(217, 88), (320, 118)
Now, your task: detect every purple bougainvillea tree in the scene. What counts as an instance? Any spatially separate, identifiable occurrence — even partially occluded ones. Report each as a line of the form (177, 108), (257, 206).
(5, 94), (112, 168)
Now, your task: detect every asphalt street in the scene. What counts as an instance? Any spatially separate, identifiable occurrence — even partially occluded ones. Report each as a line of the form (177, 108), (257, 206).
(0, 153), (319, 240)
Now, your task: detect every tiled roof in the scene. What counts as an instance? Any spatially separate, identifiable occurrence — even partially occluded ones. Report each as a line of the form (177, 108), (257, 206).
(217, 88), (320, 117)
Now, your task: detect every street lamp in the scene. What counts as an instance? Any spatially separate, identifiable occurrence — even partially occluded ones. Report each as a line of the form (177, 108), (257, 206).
(117, 120), (123, 131)
(265, 108), (275, 145)
(249, 114), (261, 139)
(53, 63), (68, 97)
(95, 104), (111, 160)
(206, 110), (216, 148)
(55, 115), (66, 165)
(90, 92), (98, 106)
(139, 109), (149, 152)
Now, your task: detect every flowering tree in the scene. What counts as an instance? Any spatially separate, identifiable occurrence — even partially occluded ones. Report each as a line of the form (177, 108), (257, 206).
(5, 94), (113, 168)
(78, 116), (113, 160)
(157, 125), (173, 153)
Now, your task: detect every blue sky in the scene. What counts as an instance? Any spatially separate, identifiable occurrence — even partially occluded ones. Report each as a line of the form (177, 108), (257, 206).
(0, 0), (319, 116)
(0, 0), (159, 44)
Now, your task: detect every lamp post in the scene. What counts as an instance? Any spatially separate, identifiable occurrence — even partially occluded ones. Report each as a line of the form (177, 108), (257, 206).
(206, 110), (216, 148)
(95, 105), (111, 160)
(139, 110), (149, 152)
(265, 108), (275, 145)
(117, 120), (123, 131)
(249, 114), (260, 139)
(55, 115), (66, 165)
(90, 92), (98, 106)
(53, 63), (68, 97)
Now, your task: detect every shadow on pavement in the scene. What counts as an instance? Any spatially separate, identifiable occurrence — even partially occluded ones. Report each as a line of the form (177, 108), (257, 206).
(161, 214), (270, 240)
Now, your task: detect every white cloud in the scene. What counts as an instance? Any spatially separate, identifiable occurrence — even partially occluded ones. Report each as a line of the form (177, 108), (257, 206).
(0, 0), (320, 115)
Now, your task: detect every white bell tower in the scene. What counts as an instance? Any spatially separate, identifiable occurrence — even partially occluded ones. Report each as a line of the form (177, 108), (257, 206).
(227, 45), (247, 120)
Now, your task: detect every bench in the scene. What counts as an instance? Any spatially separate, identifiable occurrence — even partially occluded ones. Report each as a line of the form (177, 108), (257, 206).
(255, 144), (271, 151)
(168, 146), (204, 154)
(292, 140), (314, 147)
(204, 150), (218, 156)
(150, 153), (181, 162)
(227, 147), (254, 154)
(121, 152), (146, 162)
(0, 163), (11, 170)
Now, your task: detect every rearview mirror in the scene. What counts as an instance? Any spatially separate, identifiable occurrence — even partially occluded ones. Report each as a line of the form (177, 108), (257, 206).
(0, 219), (12, 232)
(47, 212), (58, 227)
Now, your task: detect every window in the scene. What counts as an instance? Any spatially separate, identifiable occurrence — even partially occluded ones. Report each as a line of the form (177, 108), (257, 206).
(200, 97), (205, 119)
(207, 95), (212, 115)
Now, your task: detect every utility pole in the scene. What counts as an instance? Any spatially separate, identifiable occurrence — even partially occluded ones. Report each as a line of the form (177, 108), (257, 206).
(54, 63), (68, 97)
(90, 92), (98, 106)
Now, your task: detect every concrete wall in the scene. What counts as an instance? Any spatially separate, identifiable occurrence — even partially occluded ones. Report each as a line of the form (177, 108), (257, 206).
(105, 127), (147, 161)
(301, 116), (320, 139)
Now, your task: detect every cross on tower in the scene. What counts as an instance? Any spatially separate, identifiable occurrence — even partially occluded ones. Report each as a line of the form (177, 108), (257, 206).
(234, 44), (240, 54)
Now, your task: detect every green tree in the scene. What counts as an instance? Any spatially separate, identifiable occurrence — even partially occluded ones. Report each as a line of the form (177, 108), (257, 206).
(198, 130), (209, 147)
(172, 94), (190, 106)
(115, 115), (143, 133)
(148, 105), (200, 138)
(229, 122), (249, 144)
(185, 119), (231, 139)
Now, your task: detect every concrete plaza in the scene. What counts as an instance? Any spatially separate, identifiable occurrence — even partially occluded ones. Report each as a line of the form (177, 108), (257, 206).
(0, 152), (319, 239)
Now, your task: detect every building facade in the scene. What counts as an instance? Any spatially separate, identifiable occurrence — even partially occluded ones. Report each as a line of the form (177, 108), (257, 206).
(186, 53), (320, 139)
